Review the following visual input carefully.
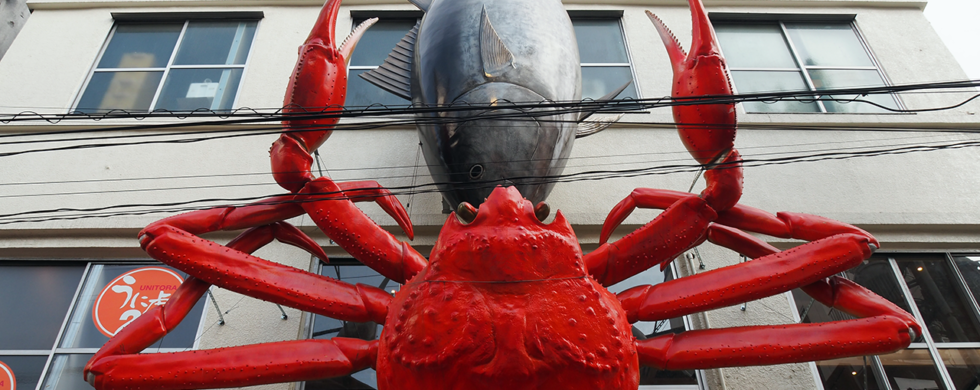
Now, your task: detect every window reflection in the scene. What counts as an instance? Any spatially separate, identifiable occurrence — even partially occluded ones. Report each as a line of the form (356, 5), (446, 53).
(937, 349), (980, 389)
(305, 260), (399, 390)
(893, 254), (980, 343)
(878, 349), (944, 390)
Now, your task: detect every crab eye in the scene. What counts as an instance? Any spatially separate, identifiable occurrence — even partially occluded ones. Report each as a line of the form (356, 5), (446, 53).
(534, 202), (550, 222)
(456, 202), (478, 224)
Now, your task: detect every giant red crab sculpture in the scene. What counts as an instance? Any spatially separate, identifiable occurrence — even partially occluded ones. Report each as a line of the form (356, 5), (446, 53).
(83, 0), (920, 389)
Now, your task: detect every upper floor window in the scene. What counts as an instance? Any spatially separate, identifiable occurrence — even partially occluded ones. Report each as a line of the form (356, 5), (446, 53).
(74, 19), (257, 114)
(713, 20), (899, 114)
(345, 14), (637, 108)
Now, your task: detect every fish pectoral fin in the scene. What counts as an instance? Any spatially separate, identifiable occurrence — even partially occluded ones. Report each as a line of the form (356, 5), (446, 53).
(359, 20), (420, 101)
(408, 0), (430, 12)
(576, 79), (632, 123)
(480, 5), (516, 78)
(575, 113), (624, 138)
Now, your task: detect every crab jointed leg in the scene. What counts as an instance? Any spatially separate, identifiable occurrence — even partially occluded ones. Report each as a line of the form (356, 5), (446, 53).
(85, 225), (383, 390)
(590, 0), (920, 370)
(86, 1), (419, 389)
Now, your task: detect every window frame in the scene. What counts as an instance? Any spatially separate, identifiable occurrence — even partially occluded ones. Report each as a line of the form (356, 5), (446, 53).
(343, 10), (641, 109)
(793, 252), (980, 390)
(71, 15), (261, 114)
(0, 261), (209, 390)
(712, 15), (903, 114)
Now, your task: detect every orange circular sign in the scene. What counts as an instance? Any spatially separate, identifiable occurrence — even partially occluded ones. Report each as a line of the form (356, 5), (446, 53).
(93, 267), (184, 337)
(0, 360), (14, 390)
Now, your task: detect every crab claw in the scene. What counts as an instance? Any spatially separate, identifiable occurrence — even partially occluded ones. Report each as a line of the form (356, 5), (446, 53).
(273, 0), (379, 193)
(647, 1), (736, 166)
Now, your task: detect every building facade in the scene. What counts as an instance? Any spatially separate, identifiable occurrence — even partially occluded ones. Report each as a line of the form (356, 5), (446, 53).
(0, 0), (978, 389)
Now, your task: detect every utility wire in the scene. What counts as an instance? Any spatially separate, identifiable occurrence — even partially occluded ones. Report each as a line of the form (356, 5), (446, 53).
(1, 137), (977, 225)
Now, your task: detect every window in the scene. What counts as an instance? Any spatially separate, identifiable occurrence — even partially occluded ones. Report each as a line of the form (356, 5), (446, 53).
(0, 262), (206, 390)
(792, 252), (980, 390)
(571, 16), (638, 101)
(74, 19), (257, 114)
(713, 20), (899, 114)
(303, 259), (400, 390)
(345, 14), (637, 108)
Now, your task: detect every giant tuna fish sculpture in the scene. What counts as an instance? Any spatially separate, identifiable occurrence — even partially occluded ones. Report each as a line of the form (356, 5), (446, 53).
(361, 0), (628, 208)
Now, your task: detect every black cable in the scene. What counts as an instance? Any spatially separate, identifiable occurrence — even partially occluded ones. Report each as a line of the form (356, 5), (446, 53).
(1, 138), (977, 225)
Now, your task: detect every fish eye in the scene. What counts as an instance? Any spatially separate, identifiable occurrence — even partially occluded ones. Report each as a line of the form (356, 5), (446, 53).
(468, 164), (485, 180)
(456, 202), (478, 224)
(534, 202), (550, 222)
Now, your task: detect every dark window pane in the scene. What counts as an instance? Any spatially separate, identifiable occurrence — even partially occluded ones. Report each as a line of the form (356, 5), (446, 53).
(348, 19), (418, 67)
(785, 23), (875, 68)
(714, 23), (798, 69)
(581, 66), (636, 100)
(0, 264), (84, 349)
(608, 266), (697, 386)
(878, 349), (945, 390)
(938, 348), (980, 389)
(39, 354), (93, 390)
(155, 68), (244, 112)
(98, 24), (182, 69)
(815, 356), (884, 390)
(844, 257), (923, 343)
(346, 68), (411, 108)
(59, 264), (204, 349)
(808, 69), (898, 113)
(75, 71), (164, 113)
(307, 261), (398, 390)
(729, 70), (821, 113)
(953, 255), (980, 304)
(573, 19), (628, 64)
(894, 254), (980, 343)
(173, 21), (257, 65)
(0, 355), (48, 390)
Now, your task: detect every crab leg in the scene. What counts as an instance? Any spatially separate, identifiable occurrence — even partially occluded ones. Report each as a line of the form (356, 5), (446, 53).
(86, 338), (377, 390)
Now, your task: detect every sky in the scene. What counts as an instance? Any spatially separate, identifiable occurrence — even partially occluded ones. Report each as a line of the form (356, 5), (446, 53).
(923, 0), (980, 80)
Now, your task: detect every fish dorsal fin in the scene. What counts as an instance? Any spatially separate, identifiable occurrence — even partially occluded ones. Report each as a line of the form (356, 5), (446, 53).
(577, 80), (632, 122)
(575, 114), (624, 138)
(480, 5), (515, 78)
(408, 0), (431, 12)
(359, 20), (420, 101)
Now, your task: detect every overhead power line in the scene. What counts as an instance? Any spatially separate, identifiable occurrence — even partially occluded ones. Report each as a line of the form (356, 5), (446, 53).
(1, 137), (977, 226)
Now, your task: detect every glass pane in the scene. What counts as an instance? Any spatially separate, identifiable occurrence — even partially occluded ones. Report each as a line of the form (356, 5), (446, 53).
(0, 355), (48, 390)
(59, 265), (205, 349)
(75, 71), (164, 113)
(346, 68), (411, 108)
(39, 354), (92, 390)
(843, 257), (924, 343)
(729, 70), (821, 113)
(348, 19), (418, 67)
(581, 66), (637, 100)
(894, 254), (980, 343)
(573, 19), (629, 64)
(174, 21), (257, 65)
(97, 24), (182, 69)
(608, 266), (698, 386)
(938, 349), (980, 389)
(714, 23), (798, 69)
(306, 261), (399, 390)
(878, 349), (945, 390)
(953, 255), (980, 304)
(814, 356), (884, 390)
(808, 69), (898, 113)
(785, 23), (874, 68)
(0, 264), (84, 349)
(155, 68), (244, 112)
